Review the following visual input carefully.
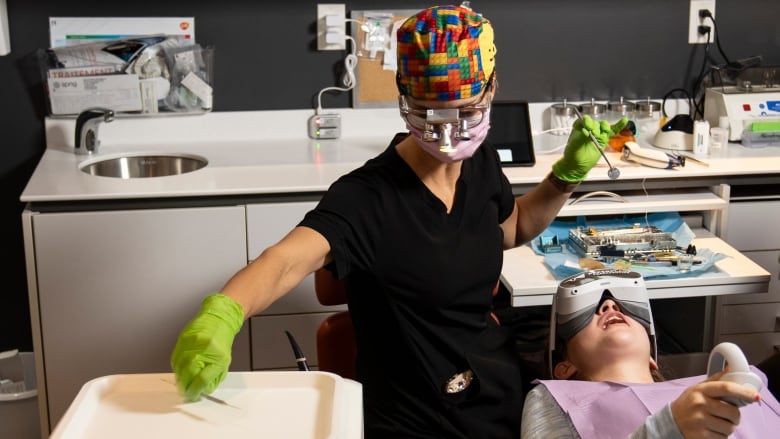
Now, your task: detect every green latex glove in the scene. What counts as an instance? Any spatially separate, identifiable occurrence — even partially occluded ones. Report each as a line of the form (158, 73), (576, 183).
(170, 293), (244, 401)
(552, 115), (629, 183)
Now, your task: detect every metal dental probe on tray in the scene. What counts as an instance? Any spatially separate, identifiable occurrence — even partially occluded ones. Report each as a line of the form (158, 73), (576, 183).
(572, 107), (620, 179)
(160, 378), (240, 409)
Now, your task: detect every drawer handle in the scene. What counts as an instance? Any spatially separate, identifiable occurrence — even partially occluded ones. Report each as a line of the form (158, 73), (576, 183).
(569, 191), (626, 205)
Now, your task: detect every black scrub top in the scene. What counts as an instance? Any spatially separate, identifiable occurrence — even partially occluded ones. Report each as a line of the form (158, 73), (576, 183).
(299, 134), (524, 438)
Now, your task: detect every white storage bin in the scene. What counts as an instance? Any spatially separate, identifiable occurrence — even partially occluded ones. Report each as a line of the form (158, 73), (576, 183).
(0, 350), (40, 439)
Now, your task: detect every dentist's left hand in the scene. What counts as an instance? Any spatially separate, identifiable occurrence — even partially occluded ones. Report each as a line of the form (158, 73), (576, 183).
(170, 293), (244, 401)
(552, 115), (629, 183)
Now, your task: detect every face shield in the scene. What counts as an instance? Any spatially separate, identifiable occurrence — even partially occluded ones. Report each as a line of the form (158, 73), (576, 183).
(548, 269), (657, 376)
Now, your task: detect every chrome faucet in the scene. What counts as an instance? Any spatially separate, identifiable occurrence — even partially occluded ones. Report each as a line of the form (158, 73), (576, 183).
(75, 108), (115, 155)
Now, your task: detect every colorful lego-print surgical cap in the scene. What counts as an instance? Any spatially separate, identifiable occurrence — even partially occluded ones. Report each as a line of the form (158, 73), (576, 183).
(396, 4), (496, 101)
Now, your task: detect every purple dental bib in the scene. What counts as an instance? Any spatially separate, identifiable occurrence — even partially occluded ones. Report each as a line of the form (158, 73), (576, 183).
(538, 367), (780, 439)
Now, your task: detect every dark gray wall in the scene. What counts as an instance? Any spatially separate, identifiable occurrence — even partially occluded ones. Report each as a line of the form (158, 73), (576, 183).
(1, 0), (778, 351)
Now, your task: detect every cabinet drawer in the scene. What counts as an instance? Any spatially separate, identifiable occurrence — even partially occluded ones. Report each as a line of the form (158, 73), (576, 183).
(716, 332), (780, 365)
(725, 200), (780, 250)
(246, 201), (318, 257)
(249, 312), (336, 370)
(718, 302), (780, 334)
(247, 201), (341, 314)
(720, 250), (780, 305)
(30, 205), (249, 428)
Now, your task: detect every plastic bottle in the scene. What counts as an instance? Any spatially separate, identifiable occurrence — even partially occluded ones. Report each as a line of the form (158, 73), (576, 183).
(693, 120), (710, 155)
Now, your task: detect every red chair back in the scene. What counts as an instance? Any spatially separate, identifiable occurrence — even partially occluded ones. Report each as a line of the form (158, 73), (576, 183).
(314, 269), (357, 379)
(314, 269), (501, 379)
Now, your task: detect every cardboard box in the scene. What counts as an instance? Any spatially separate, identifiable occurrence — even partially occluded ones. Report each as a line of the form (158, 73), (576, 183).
(47, 74), (142, 115)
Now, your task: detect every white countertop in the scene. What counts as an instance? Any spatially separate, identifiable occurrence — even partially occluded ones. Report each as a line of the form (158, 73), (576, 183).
(22, 109), (405, 202)
(20, 107), (780, 203)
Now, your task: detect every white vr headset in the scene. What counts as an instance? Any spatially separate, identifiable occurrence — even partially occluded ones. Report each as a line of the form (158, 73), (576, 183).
(548, 269), (658, 376)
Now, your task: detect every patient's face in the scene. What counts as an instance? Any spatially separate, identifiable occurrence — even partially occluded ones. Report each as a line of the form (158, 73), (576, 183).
(565, 299), (652, 373)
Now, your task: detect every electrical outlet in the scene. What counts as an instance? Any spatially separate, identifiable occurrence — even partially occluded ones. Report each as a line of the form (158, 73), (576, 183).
(317, 4), (346, 51)
(688, 0), (716, 44)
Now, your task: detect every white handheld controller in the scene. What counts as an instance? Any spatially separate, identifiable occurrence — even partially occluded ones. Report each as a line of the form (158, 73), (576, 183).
(706, 342), (763, 407)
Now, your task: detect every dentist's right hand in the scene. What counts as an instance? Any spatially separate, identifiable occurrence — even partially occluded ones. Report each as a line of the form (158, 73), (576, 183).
(170, 293), (244, 401)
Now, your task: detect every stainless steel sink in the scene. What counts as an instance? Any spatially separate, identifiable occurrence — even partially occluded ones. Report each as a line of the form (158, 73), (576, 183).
(80, 153), (208, 178)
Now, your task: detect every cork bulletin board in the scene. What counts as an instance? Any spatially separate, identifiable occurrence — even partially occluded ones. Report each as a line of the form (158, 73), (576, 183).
(350, 9), (418, 108)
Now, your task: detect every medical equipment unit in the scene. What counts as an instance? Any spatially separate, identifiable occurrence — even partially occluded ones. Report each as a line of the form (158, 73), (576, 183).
(548, 269), (657, 376)
(703, 66), (780, 143)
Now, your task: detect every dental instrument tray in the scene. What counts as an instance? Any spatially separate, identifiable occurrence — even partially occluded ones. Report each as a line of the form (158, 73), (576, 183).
(567, 224), (678, 259)
(50, 371), (363, 439)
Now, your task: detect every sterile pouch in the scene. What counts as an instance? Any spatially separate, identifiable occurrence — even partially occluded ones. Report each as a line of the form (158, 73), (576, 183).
(160, 44), (214, 112)
(622, 142), (685, 169)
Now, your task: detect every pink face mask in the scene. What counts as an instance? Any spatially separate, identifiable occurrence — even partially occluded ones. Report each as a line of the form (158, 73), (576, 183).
(406, 117), (492, 163)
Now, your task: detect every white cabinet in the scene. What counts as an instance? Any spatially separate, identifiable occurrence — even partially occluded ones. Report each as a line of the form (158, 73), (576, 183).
(22, 198), (346, 437)
(23, 205), (250, 435)
(717, 199), (780, 363)
(246, 201), (324, 315)
(245, 201), (345, 370)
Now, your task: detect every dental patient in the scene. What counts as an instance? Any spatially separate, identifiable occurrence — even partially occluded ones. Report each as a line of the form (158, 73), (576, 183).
(521, 269), (780, 438)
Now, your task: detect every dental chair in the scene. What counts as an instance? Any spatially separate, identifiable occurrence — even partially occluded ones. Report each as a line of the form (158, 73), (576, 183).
(315, 268), (356, 379)
(314, 268), (502, 380)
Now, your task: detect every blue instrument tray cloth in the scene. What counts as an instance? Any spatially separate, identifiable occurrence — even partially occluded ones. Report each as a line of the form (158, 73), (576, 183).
(530, 212), (728, 280)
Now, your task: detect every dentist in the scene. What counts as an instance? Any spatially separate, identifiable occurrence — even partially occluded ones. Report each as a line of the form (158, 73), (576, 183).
(171, 4), (626, 438)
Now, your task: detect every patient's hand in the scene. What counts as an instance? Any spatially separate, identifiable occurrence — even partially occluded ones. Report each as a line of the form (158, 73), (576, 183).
(670, 370), (760, 438)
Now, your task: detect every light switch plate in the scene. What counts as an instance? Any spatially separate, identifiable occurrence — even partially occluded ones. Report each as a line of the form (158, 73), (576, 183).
(0, 0), (10, 55)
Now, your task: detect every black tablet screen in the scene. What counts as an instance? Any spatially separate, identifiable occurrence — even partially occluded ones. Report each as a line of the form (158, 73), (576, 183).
(486, 101), (536, 167)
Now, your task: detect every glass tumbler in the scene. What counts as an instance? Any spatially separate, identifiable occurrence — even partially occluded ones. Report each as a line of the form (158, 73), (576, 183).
(634, 98), (662, 141)
(606, 97), (636, 124)
(549, 100), (577, 136)
(677, 254), (693, 272)
(579, 98), (607, 122)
